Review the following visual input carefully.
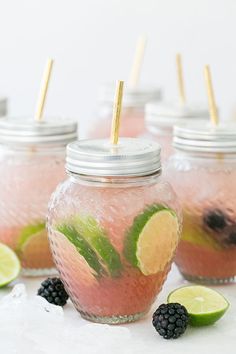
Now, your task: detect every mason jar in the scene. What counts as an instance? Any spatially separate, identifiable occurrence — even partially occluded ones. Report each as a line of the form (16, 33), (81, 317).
(144, 102), (209, 161)
(87, 84), (162, 138)
(166, 121), (236, 284)
(47, 138), (181, 324)
(0, 117), (78, 276)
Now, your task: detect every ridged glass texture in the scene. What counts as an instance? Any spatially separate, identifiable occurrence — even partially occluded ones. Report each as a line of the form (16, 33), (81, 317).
(0, 146), (66, 275)
(47, 175), (181, 324)
(166, 154), (236, 284)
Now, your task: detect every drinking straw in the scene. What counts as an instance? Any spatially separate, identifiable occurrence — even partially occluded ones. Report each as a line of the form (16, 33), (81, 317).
(35, 58), (54, 121)
(176, 53), (186, 105)
(204, 65), (219, 126)
(110, 80), (124, 144)
(128, 35), (147, 89)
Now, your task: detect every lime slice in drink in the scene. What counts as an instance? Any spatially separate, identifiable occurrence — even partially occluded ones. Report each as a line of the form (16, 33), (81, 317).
(73, 215), (122, 277)
(168, 285), (229, 326)
(57, 224), (106, 277)
(17, 222), (45, 250)
(19, 228), (53, 268)
(0, 242), (21, 287)
(124, 204), (179, 275)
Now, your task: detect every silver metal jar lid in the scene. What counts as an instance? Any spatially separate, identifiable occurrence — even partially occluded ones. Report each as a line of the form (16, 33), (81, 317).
(98, 83), (162, 108)
(173, 121), (236, 153)
(0, 117), (78, 146)
(145, 101), (209, 129)
(66, 138), (161, 177)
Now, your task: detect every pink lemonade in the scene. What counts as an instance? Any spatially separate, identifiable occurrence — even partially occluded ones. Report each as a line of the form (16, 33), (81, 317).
(0, 154), (65, 270)
(0, 117), (77, 275)
(87, 84), (161, 139)
(48, 138), (181, 323)
(166, 122), (236, 284)
(88, 108), (145, 139)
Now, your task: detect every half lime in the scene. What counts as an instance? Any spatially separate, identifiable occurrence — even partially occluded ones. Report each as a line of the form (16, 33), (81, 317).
(168, 285), (229, 326)
(124, 204), (179, 275)
(0, 242), (21, 287)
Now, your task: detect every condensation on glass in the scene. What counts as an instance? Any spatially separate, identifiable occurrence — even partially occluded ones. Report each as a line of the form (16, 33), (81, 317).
(166, 121), (236, 284)
(47, 138), (181, 324)
(0, 117), (78, 276)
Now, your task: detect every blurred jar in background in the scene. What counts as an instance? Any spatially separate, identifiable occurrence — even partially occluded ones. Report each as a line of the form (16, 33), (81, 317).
(143, 101), (209, 161)
(0, 117), (78, 276)
(166, 121), (236, 284)
(87, 83), (162, 138)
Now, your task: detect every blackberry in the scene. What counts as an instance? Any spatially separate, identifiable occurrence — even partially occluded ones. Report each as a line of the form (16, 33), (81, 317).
(37, 277), (69, 306)
(152, 303), (189, 339)
(203, 209), (227, 231)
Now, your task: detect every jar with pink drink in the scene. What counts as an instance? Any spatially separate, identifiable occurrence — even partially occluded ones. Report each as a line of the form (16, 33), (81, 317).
(144, 101), (209, 161)
(0, 117), (78, 276)
(87, 83), (162, 139)
(47, 137), (181, 324)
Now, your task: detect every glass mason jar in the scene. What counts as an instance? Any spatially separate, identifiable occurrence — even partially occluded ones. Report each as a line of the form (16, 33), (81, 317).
(47, 138), (181, 324)
(87, 84), (162, 139)
(0, 117), (78, 276)
(144, 102), (209, 161)
(166, 121), (236, 284)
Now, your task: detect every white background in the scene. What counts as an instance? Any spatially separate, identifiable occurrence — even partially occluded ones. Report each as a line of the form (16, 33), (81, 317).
(0, 0), (236, 135)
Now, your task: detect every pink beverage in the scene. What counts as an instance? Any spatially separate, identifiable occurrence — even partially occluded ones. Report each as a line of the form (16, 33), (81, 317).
(143, 102), (209, 162)
(166, 121), (236, 284)
(47, 138), (181, 324)
(0, 117), (78, 276)
(87, 84), (162, 138)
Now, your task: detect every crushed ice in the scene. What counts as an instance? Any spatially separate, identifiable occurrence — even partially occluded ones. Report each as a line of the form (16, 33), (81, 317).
(0, 284), (144, 354)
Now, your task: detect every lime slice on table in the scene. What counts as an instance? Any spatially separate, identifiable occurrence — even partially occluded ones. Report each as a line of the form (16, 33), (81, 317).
(124, 204), (179, 275)
(168, 285), (229, 326)
(58, 216), (122, 278)
(0, 242), (21, 287)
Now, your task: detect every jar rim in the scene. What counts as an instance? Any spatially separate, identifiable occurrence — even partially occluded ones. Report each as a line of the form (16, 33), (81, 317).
(145, 101), (209, 129)
(173, 121), (236, 153)
(98, 83), (162, 108)
(0, 116), (78, 146)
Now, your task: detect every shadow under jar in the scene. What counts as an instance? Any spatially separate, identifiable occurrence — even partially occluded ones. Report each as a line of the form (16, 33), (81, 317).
(144, 101), (209, 162)
(166, 121), (236, 284)
(47, 138), (181, 324)
(87, 84), (162, 139)
(0, 117), (78, 276)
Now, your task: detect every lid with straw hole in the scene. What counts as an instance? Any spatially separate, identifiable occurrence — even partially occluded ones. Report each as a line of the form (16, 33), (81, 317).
(0, 117), (78, 145)
(174, 65), (233, 154)
(67, 80), (161, 176)
(0, 59), (78, 146)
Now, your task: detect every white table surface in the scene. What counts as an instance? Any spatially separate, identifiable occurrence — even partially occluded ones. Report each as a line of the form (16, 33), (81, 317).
(0, 265), (235, 354)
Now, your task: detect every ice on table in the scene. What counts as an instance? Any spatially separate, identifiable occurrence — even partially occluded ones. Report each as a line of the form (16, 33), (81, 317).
(0, 284), (146, 354)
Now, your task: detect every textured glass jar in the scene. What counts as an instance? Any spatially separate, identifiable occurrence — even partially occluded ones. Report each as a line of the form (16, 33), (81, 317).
(87, 84), (162, 138)
(47, 138), (181, 324)
(0, 117), (78, 276)
(166, 121), (236, 284)
(144, 102), (209, 161)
